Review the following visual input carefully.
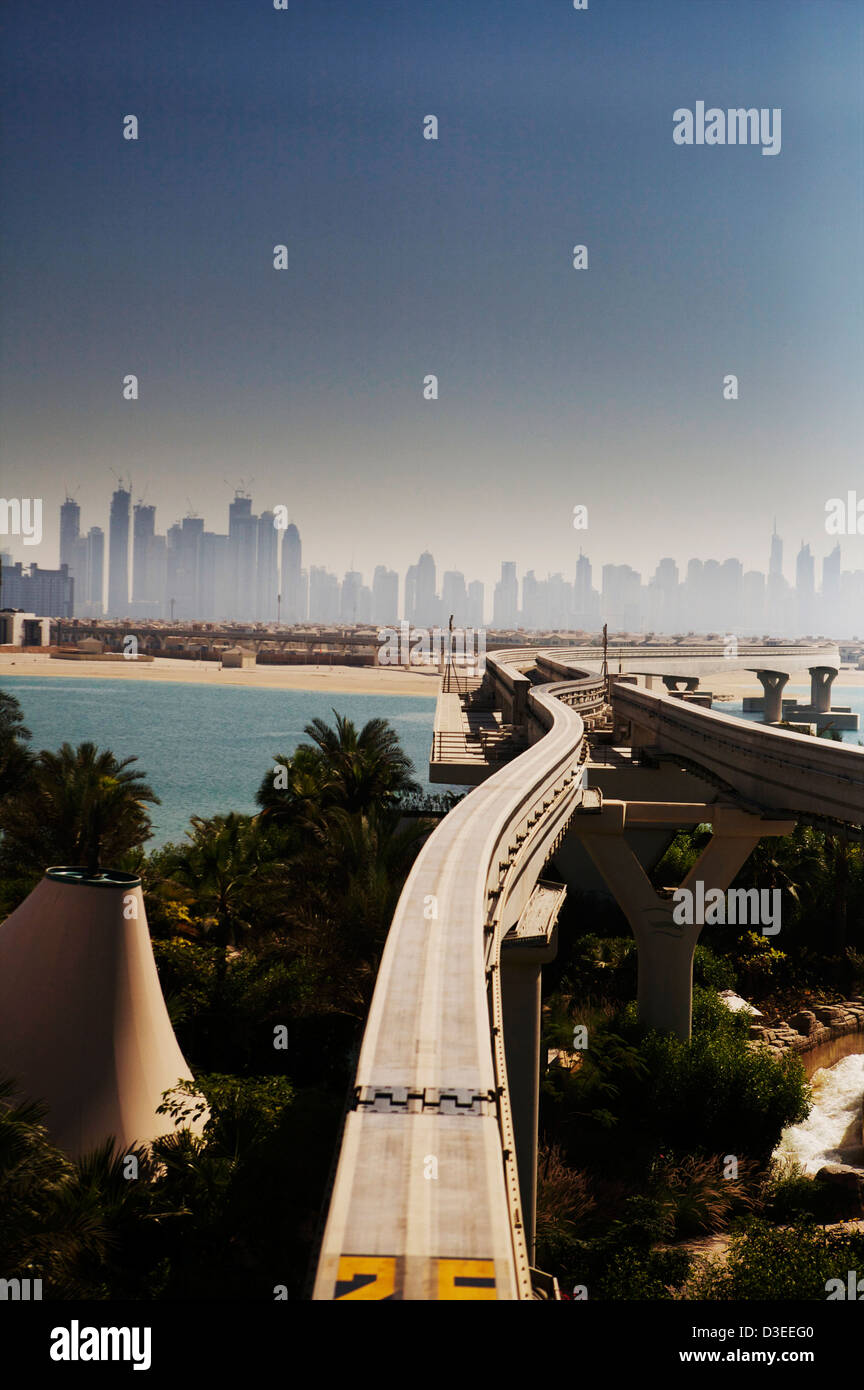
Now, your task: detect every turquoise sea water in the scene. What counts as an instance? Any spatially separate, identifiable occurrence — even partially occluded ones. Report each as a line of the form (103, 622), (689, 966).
(718, 684), (864, 746)
(5, 676), (862, 850)
(0, 677), (446, 847)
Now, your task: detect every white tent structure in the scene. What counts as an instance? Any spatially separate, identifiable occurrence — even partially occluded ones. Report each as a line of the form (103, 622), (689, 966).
(0, 868), (202, 1158)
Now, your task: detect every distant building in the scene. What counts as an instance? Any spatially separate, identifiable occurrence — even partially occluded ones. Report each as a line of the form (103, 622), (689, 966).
(228, 493), (258, 621)
(281, 523), (305, 623)
(220, 645), (256, 669)
(0, 610), (51, 646)
(256, 511), (279, 622)
(467, 580), (484, 628)
(372, 565), (398, 625)
(493, 562), (518, 628)
(108, 485), (132, 616)
(84, 527), (105, 615)
(0, 560), (74, 617)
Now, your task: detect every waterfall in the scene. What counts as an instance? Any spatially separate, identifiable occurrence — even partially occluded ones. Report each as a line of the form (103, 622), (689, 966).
(774, 1053), (864, 1173)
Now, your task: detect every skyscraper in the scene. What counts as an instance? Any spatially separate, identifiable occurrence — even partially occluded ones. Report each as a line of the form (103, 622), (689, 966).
(107, 484), (131, 616)
(228, 492), (257, 620)
(372, 565), (398, 625)
(441, 570), (468, 627)
(493, 562), (518, 628)
(132, 503), (157, 607)
(59, 497), (87, 606)
(281, 523), (305, 623)
(309, 565), (339, 623)
(59, 497), (81, 570)
(85, 527), (104, 615)
(467, 580), (484, 629)
(256, 511), (279, 622)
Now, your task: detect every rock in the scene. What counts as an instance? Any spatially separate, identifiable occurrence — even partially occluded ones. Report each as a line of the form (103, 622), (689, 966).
(814, 1005), (848, 1026)
(788, 1010), (819, 1035)
(814, 1165), (864, 1219)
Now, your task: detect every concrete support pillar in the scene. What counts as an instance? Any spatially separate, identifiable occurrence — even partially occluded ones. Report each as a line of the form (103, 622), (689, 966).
(662, 676), (699, 692)
(809, 665), (837, 714)
(500, 927), (557, 1265)
(754, 669), (789, 723)
(567, 803), (795, 1039)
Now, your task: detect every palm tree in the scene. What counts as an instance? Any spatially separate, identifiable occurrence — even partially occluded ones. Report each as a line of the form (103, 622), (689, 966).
(162, 813), (265, 948)
(256, 711), (420, 824)
(302, 711), (420, 812)
(255, 743), (334, 828)
(296, 804), (431, 959)
(0, 741), (158, 876)
(0, 689), (34, 801)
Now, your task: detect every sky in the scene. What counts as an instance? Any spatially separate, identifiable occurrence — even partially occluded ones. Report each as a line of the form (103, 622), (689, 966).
(1, 0), (862, 592)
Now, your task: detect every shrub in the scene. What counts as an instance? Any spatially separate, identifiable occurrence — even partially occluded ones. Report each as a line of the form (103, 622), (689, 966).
(687, 1218), (864, 1300)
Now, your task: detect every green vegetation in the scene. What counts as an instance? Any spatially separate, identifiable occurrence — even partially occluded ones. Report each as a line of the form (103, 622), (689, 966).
(0, 691), (432, 1297)
(537, 815), (864, 1299)
(2, 683), (864, 1301)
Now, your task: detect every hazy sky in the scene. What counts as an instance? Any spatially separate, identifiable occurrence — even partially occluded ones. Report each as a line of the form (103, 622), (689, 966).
(2, 0), (862, 591)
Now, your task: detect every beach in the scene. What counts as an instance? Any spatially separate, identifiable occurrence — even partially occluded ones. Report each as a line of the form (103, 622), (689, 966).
(0, 652), (442, 696)
(1, 651), (861, 699)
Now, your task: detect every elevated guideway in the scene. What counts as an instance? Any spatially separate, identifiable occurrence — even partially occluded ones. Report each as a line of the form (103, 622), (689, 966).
(314, 638), (862, 1300)
(312, 662), (605, 1301)
(611, 676), (864, 825)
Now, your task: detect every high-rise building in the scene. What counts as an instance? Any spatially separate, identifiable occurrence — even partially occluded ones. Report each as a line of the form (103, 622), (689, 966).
(492, 562), (518, 628)
(1, 562), (74, 617)
(521, 570), (544, 630)
(59, 498), (81, 569)
(467, 580), (484, 629)
(766, 526), (789, 635)
(198, 532), (228, 619)
(166, 516), (203, 621)
(573, 552), (595, 629)
(132, 504), (158, 607)
(228, 492), (258, 620)
(340, 570), (363, 623)
(372, 565), (398, 625)
(742, 570), (765, 635)
(796, 541), (816, 634)
(281, 524), (305, 623)
(601, 563), (641, 632)
(85, 527), (105, 615)
(441, 570), (468, 627)
(822, 544), (842, 635)
(107, 485), (132, 616)
(59, 498), (87, 606)
(256, 511), (279, 622)
(407, 551), (438, 627)
(309, 566), (339, 623)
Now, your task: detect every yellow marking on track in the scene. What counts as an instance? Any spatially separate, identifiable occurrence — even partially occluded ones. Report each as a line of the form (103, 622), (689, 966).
(334, 1255), (398, 1300)
(437, 1258), (497, 1300)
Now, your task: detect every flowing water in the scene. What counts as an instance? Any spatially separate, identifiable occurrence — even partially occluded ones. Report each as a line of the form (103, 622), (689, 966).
(774, 1053), (864, 1173)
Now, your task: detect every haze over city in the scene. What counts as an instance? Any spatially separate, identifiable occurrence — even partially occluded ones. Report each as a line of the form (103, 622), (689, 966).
(2, 0), (862, 591)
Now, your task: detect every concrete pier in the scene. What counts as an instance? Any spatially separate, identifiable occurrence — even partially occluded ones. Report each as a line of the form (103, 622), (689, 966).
(752, 668), (790, 723)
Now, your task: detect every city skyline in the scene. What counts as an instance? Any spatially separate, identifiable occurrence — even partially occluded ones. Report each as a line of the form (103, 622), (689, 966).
(5, 483), (864, 639)
(1, 1), (862, 591)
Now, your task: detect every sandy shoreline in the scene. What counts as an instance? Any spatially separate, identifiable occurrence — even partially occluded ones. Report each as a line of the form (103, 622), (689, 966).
(0, 653), (861, 699)
(0, 652), (442, 697)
